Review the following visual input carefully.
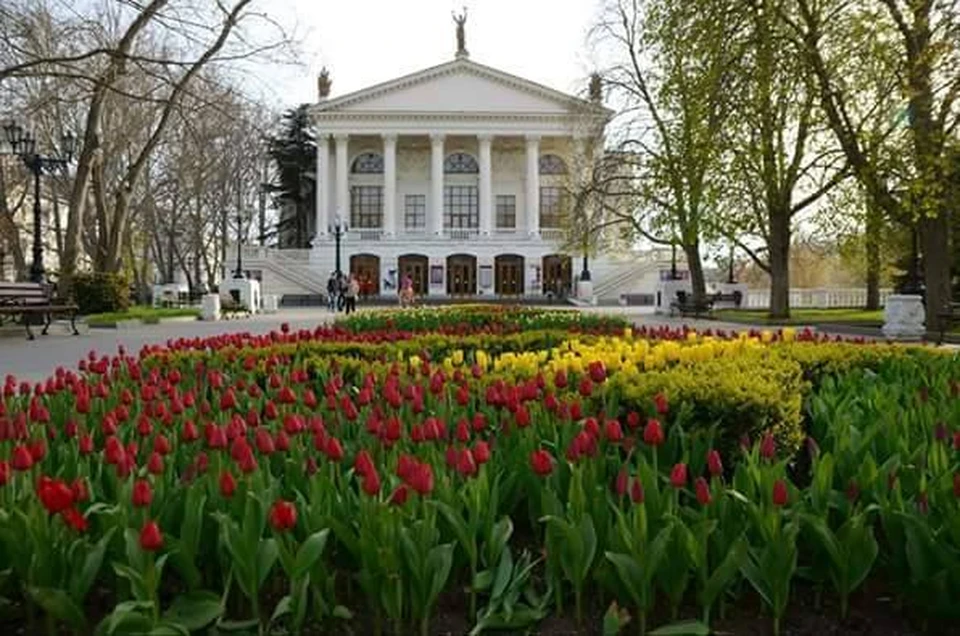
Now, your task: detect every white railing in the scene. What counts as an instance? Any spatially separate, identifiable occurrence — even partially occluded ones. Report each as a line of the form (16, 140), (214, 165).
(347, 230), (383, 241)
(444, 229), (479, 240)
(494, 228), (519, 235)
(743, 287), (891, 309)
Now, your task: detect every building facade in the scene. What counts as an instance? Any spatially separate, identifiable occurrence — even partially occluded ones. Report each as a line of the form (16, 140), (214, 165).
(240, 43), (679, 303)
(307, 51), (613, 299)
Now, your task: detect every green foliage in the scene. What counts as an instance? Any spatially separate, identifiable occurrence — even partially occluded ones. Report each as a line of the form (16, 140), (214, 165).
(73, 272), (131, 315)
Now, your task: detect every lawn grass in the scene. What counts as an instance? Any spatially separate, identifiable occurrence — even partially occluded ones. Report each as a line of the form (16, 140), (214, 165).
(714, 308), (884, 326)
(85, 306), (200, 327)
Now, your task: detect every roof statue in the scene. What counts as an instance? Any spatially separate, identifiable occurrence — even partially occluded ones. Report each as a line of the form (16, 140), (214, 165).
(453, 8), (468, 58)
(317, 67), (331, 100)
(589, 73), (603, 103)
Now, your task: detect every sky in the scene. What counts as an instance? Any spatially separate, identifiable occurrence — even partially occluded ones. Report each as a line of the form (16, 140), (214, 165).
(252, 0), (603, 107)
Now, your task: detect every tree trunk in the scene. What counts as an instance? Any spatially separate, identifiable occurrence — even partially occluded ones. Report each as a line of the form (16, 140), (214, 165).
(865, 202), (882, 310)
(768, 209), (791, 319)
(921, 213), (951, 332)
(683, 241), (707, 302)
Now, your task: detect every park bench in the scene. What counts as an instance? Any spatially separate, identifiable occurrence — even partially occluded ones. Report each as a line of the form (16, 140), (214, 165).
(0, 281), (79, 340)
(712, 290), (743, 308)
(670, 290), (715, 318)
(936, 302), (960, 344)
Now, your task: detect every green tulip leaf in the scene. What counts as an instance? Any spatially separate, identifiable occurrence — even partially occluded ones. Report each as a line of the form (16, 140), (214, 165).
(28, 586), (86, 629)
(649, 620), (711, 635)
(293, 528), (329, 580)
(163, 591), (222, 631)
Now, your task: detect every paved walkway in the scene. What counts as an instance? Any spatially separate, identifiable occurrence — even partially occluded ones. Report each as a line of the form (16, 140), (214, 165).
(0, 305), (905, 383)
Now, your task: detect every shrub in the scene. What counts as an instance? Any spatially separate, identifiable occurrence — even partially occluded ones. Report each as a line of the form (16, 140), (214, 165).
(72, 272), (131, 315)
(605, 347), (807, 458)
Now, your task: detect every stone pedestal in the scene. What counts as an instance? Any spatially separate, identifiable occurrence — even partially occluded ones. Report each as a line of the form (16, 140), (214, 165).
(220, 278), (261, 313)
(201, 294), (221, 321)
(715, 282), (748, 310)
(656, 279), (693, 315)
(262, 294), (279, 314)
(883, 294), (925, 341)
(576, 280), (595, 304)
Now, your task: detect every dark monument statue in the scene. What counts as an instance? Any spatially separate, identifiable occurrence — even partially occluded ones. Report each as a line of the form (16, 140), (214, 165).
(317, 67), (331, 99)
(453, 8), (468, 58)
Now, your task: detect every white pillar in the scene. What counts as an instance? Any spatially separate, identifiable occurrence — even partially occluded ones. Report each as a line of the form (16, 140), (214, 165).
(478, 134), (493, 236)
(525, 135), (541, 236)
(314, 134), (328, 240)
(430, 134), (445, 236)
(334, 134), (349, 226)
(383, 134), (397, 236)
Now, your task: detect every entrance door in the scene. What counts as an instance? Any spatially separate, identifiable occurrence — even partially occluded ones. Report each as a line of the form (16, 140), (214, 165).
(446, 254), (477, 296)
(542, 254), (572, 296)
(398, 254), (428, 295)
(495, 255), (524, 295)
(350, 254), (380, 297)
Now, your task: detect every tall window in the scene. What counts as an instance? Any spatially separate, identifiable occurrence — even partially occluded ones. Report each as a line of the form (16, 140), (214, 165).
(495, 195), (516, 229)
(350, 185), (383, 228)
(405, 194), (426, 230)
(540, 186), (565, 228)
(444, 185), (479, 229)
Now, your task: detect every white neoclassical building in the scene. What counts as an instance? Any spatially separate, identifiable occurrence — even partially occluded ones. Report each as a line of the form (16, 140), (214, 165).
(241, 31), (677, 304)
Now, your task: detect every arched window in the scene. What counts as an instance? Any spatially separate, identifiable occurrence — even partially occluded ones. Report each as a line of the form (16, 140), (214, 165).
(539, 154), (567, 175)
(351, 152), (384, 174)
(444, 152), (479, 174)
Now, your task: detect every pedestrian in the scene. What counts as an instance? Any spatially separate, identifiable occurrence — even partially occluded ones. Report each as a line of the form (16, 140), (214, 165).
(345, 274), (360, 314)
(326, 273), (338, 312)
(399, 274), (414, 307)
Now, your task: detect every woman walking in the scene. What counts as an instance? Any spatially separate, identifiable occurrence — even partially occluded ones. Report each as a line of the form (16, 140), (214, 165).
(344, 274), (360, 314)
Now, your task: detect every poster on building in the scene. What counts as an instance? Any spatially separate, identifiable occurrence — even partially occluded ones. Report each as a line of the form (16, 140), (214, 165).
(430, 264), (444, 285)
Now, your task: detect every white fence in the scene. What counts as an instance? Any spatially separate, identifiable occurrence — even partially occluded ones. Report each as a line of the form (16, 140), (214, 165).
(742, 287), (891, 310)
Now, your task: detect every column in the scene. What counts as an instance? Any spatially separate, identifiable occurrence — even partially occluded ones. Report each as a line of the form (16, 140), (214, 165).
(314, 134), (328, 240)
(478, 134), (493, 236)
(334, 134), (349, 226)
(525, 135), (541, 236)
(430, 134), (445, 236)
(382, 134), (397, 236)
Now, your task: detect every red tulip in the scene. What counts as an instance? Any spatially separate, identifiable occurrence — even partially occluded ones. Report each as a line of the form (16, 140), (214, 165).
(362, 470), (381, 496)
(38, 477), (74, 514)
(669, 463), (687, 488)
(578, 377), (593, 398)
(626, 411), (641, 430)
(630, 478), (645, 504)
(409, 463), (434, 495)
(325, 437), (344, 462)
(553, 369), (568, 389)
(530, 449), (554, 477)
(147, 452), (164, 475)
(643, 419), (664, 447)
(139, 520), (164, 551)
(12, 445), (33, 471)
(389, 484), (409, 506)
(62, 507), (88, 533)
(473, 440), (491, 464)
(456, 449), (477, 478)
(0, 461), (10, 486)
(255, 428), (275, 455)
(845, 479), (859, 503)
(515, 405), (531, 428)
(79, 434), (94, 455)
(269, 500), (298, 532)
(695, 477), (712, 505)
(604, 419), (623, 443)
(354, 450), (374, 478)
(653, 392), (669, 415)
(613, 468), (629, 496)
(153, 434), (171, 456)
(456, 418), (470, 442)
(953, 473), (960, 499)
(219, 471), (237, 498)
(132, 479), (153, 508)
(772, 479), (789, 507)
(707, 450), (723, 477)
(760, 432), (776, 461)
(588, 360), (607, 383)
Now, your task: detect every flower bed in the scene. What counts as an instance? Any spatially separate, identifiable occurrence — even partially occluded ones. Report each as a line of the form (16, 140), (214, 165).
(0, 307), (957, 635)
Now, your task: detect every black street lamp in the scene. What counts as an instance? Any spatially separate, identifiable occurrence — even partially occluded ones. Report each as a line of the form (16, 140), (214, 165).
(233, 211), (246, 279)
(328, 213), (348, 277)
(2, 120), (75, 283)
(727, 244), (736, 284)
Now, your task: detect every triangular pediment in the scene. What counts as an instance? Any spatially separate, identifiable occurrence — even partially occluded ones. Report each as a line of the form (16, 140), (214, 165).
(314, 59), (606, 116)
